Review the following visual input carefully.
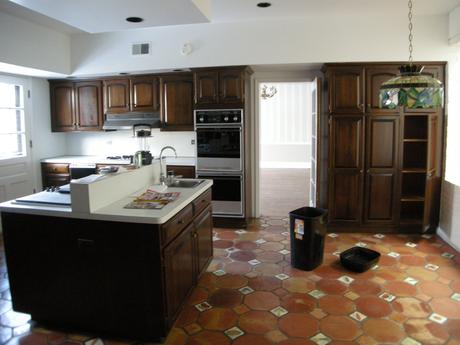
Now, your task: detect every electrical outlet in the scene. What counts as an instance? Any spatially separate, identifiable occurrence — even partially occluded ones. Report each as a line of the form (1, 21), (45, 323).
(191, 139), (195, 145)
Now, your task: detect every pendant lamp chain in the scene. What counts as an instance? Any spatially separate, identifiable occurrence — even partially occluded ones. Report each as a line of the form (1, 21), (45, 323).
(408, 0), (414, 65)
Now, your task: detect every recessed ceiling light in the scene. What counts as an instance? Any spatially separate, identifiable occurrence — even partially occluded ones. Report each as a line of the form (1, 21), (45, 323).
(126, 17), (143, 23)
(257, 2), (271, 8)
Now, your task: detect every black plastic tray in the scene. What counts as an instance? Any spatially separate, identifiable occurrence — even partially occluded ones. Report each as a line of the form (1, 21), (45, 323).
(340, 247), (380, 273)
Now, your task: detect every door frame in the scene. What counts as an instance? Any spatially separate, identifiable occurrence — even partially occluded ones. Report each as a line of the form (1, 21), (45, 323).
(251, 72), (321, 218)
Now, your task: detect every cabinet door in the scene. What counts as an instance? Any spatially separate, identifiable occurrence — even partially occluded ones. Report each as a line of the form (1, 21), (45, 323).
(219, 69), (244, 105)
(365, 66), (400, 115)
(74, 81), (103, 131)
(364, 117), (399, 224)
(328, 67), (364, 114)
(130, 76), (159, 112)
(194, 71), (219, 105)
(194, 205), (213, 277)
(104, 79), (130, 114)
(163, 223), (195, 321)
(328, 116), (364, 223)
(50, 82), (75, 132)
(160, 75), (194, 131)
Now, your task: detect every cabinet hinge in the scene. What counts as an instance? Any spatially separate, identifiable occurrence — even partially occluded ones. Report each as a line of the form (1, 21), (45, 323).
(27, 90), (31, 98)
(29, 140), (33, 148)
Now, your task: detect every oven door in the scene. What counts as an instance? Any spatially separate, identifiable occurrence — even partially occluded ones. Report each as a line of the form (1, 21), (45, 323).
(196, 127), (242, 172)
(197, 173), (244, 218)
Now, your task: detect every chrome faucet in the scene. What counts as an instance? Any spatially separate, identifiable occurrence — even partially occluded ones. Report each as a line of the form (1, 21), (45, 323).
(159, 146), (177, 185)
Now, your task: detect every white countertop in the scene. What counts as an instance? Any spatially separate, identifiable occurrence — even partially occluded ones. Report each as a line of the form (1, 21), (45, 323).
(0, 179), (212, 225)
(40, 155), (196, 166)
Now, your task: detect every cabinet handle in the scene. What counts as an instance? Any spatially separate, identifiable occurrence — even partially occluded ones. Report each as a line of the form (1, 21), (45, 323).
(193, 232), (197, 238)
(177, 220), (184, 224)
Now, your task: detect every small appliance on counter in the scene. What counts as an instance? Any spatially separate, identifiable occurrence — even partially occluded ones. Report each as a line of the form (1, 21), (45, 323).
(133, 124), (153, 167)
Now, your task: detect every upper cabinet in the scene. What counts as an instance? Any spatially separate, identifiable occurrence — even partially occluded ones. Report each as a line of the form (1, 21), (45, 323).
(365, 65), (400, 115)
(160, 74), (194, 131)
(194, 68), (245, 108)
(50, 80), (103, 132)
(327, 66), (365, 114)
(103, 76), (159, 114)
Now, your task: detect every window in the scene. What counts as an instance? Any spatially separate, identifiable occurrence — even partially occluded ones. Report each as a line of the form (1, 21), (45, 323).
(0, 81), (26, 160)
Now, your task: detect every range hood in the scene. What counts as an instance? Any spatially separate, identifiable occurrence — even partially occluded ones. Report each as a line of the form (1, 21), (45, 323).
(102, 112), (161, 130)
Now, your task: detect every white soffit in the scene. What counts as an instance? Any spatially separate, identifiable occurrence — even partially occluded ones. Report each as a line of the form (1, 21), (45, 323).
(8, 0), (211, 33)
(449, 6), (460, 45)
(0, 62), (67, 78)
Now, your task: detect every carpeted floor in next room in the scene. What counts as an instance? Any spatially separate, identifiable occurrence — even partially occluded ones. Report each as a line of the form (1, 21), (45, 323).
(0, 216), (460, 344)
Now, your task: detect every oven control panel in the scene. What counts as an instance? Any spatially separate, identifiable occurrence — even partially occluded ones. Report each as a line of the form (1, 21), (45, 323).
(195, 110), (242, 125)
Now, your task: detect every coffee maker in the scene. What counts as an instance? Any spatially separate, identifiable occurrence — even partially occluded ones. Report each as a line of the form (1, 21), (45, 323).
(133, 124), (153, 166)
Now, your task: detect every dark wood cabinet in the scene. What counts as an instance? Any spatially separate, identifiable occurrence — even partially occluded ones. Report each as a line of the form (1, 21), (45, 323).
(103, 79), (130, 114)
(193, 68), (245, 107)
(1, 187), (213, 341)
(50, 80), (103, 132)
(328, 116), (364, 224)
(130, 76), (159, 112)
(327, 66), (364, 114)
(41, 163), (70, 189)
(160, 74), (194, 131)
(50, 82), (75, 132)
(324, 62), (445, 233)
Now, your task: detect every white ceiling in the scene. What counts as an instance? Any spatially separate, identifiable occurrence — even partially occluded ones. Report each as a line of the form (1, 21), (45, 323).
(3, 0), (460, 34)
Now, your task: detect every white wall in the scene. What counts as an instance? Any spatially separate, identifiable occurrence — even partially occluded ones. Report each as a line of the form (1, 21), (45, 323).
(29, 78), (68, 190)
(70, 14), (454, 76)
(0, 11), (70, 75)
(449, 6), (460, 44)
(65, 130), (196, 158)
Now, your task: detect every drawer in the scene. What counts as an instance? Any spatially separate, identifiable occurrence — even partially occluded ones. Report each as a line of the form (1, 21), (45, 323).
(42, 163), (70, 174)
(193, 188), (212, 216)
(161, 204), (193, 246)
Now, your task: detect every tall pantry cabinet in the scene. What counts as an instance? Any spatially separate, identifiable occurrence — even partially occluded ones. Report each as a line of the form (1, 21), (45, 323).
(323, 62), (445, 233)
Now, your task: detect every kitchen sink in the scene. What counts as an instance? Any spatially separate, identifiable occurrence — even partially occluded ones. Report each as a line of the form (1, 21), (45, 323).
(169, 179), (205, 188)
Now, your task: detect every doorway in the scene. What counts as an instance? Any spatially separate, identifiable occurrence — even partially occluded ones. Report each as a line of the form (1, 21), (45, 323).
(258, 81), (313, 217)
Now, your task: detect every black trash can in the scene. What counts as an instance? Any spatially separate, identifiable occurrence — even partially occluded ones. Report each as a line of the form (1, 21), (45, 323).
(289, 207), (328, 271)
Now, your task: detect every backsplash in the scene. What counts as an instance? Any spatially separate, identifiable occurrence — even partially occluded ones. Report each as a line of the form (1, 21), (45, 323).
(65, 130), (196, 158)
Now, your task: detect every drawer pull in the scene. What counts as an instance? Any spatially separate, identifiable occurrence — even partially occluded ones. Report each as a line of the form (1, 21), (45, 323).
(177, 220), (184, 224)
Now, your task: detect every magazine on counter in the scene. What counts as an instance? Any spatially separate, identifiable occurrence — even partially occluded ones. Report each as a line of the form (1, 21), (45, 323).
(124, 190), (181, 210)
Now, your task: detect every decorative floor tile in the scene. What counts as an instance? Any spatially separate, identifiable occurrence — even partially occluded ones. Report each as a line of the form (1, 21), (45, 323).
(224, 326), (244, 340)
(379, 292), (396, 302)
(238, 286), (254, 295)
(84, 338), (104, 345)
(374, 233), (385, 239)
(421, 234), (432, 239)
(429, 313), (447, 324)
(275, 273), (290, 280)
(255, 239), (267, 244)
(451, 293), (460, 302)
(332, 251), (341, 257)
(401, 337), (422, 345)
(310, 308), (327, 319)
(310, 332), (332, 345)
(404, 277), (419, 285)
(441, 252), (455, 259)
(235, 230), (247, 234)
(388, 251), (400, 258)
(406, 242), (417, 248)
(308, 289), (326, 299)
(371, 264), (379, 270)
(270, 306), (288, 317)
(344, 291), (360, 300)
(349, 311), (367, 322)
(226, 247), (237, 252)
(213, 236), (219, 241)
(355, 242), (367, 247)
(338, 275), (355, 284)
(213, 269), (226, 276)
(281, 231), (289, 236)
(195, 301), (212, 312)
(278, 249), (290, 255)
(424, 263), (439, 271)
(328, 233), (338, 238)
(248, 259), (261, 266)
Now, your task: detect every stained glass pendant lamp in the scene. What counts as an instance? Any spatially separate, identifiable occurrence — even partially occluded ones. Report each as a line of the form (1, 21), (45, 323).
(379, 0), (444, 109)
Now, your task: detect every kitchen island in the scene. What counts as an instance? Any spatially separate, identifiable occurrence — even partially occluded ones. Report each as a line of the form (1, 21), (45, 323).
(0, 167), (213, 342)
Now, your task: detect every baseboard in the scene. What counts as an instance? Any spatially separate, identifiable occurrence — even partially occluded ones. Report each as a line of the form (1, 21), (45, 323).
(437, 226), (460, 253)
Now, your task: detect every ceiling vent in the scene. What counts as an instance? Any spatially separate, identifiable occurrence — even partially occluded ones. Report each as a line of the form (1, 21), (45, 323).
(132, 42), (151, 56)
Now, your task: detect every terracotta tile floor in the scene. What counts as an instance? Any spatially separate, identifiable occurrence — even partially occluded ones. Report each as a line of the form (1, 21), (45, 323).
(1, 216), (460, 344)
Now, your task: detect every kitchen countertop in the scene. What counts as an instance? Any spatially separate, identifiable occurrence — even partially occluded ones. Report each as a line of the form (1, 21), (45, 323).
(40, 155), (196, 166)
(0, 179), (212, 225)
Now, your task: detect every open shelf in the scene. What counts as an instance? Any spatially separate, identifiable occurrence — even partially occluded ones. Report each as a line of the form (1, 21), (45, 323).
(401, 172), (426, 198)
(400, 200), (424, 222)
(403, 141), (427, 170)
(404, 116), (428, 140)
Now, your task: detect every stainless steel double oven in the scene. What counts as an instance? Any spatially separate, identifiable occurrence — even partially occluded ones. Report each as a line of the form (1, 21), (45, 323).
(195, 109), (244, 218)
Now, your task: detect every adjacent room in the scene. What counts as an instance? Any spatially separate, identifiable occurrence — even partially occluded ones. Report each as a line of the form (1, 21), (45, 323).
(0, 1), (459, 345)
